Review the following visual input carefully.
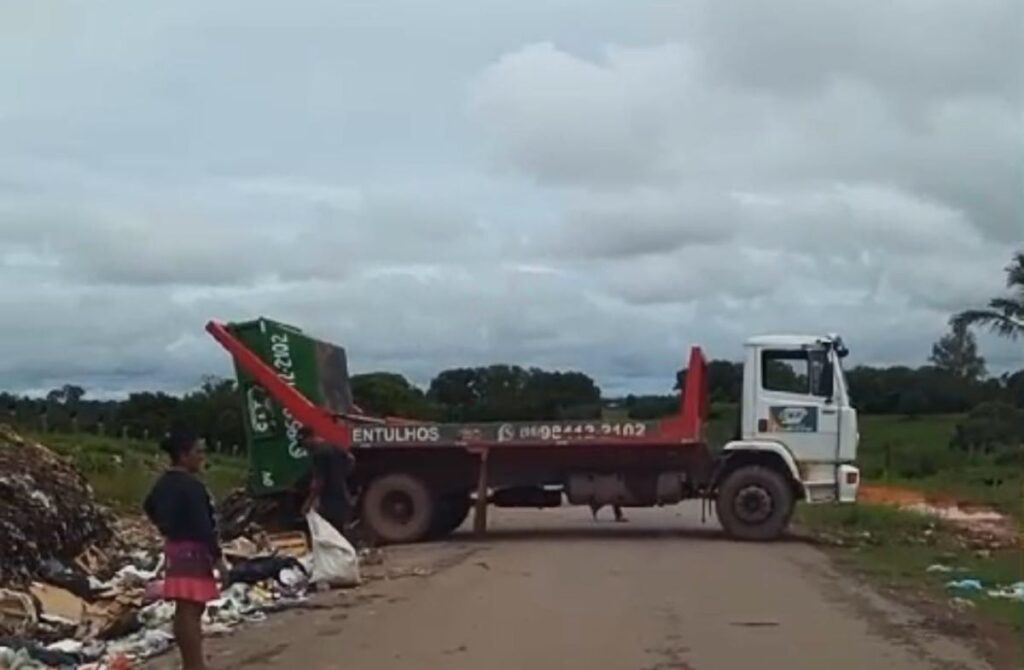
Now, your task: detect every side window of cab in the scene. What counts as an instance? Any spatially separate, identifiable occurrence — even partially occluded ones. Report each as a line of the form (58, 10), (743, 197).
(762, 349), (832, 397)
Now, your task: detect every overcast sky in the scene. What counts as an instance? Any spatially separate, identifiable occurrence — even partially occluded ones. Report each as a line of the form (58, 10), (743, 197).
(1, 0), (1021, 397)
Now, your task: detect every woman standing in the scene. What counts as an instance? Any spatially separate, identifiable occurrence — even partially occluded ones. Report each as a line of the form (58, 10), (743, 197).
(144, 428), (223, 670)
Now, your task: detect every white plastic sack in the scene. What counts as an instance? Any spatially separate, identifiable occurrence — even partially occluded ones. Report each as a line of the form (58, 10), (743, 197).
(306, 510), (360, 587)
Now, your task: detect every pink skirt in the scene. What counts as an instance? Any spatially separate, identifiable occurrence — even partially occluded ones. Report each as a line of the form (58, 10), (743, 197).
(162, 540), (219, 603)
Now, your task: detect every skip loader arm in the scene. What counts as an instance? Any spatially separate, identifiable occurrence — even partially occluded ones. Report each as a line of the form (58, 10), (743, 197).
(206, 320), (352, 449)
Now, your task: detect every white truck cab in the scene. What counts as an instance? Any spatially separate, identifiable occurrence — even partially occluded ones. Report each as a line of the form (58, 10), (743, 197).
(714, 334), (860, 539)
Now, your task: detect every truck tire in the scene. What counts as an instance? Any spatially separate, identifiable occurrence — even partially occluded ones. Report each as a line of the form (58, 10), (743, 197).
(716, 465), (793, 541)
(361, 473), (436, 544)
(430, 493), (472, 538)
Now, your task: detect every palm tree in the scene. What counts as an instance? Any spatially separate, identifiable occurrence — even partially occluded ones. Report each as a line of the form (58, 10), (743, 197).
(953, 251), (1024, 339)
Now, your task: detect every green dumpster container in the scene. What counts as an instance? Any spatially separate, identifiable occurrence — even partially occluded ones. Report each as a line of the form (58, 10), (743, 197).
(228, 318), (354, 495)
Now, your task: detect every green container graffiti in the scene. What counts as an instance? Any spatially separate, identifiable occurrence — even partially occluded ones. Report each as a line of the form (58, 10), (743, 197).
(228, 318), (353, 495)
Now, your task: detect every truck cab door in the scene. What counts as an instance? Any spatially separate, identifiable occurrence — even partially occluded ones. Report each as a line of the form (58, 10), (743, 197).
(754, 347), (839, 474)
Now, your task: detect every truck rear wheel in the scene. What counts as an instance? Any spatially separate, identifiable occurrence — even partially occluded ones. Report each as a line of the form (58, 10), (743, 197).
(716, 465), (793, 541)
(430, 493), (472, 538)
(362, 473), (435, 544)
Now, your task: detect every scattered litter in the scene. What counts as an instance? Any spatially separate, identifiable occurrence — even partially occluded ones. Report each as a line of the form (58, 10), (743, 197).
(278, 568), (307, 589)
(202, 621), (234, 637)
(944, 578), (1024, 604)
(38, 560), (96, 601)
(948, 597), (976, 612)
(107, 519), (161, 557)
(103, 628), (174, 661)
(0, 646), (43, 670)
(0, 590), (38, 636)
(226, 556), (307, 587)
(925, 564), (953, 574)
(0, 636), (83, 668)
(860, 484), (1018, 550)
(987, 582), (1024, 602)
(45, 639), (83, 655)
(217, 489), (286, 541)
(30, 583), (87, 625)
(143, 580), (164, 605)
(222, 537), (260, 561)
(105, 653), (132, 670)
(74, 547), (109, 580)
(946, 579), (983, 592)
(268, 531), (309, 558)
(108, 564), (161, 590)
(89, 598), (143, 641)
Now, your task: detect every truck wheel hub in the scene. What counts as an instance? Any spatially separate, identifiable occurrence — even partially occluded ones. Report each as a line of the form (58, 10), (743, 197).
(381, 491), (415, 524)
(734, 485), (773, 524)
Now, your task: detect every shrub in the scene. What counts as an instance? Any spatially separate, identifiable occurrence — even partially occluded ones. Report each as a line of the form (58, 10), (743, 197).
(950, 401), (1024, 455)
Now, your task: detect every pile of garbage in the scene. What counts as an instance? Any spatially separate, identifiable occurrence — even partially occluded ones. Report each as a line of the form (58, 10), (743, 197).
(0, 523), (360, 668)
(0, 427), (363, 669)
(0, 426), (114, 588)
(218, 489), (292, 541)
(0, 550), (317, 668)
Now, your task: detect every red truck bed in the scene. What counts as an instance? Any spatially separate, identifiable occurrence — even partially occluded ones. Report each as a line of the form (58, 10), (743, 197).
(207, 320), (710, 451)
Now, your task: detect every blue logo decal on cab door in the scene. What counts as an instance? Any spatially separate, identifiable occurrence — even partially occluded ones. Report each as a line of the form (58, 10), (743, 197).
(768, 406), (818, 432)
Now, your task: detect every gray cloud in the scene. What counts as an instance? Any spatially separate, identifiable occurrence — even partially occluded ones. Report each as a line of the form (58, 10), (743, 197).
(0, 0), (1021, 397)
(691, 0), (1023, 104)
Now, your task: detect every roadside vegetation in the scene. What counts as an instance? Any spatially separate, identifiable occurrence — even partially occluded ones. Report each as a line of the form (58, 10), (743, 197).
(798, 504), (1022, 632)
(856, 413), (1022, 521)
(26, 430), (246, 508)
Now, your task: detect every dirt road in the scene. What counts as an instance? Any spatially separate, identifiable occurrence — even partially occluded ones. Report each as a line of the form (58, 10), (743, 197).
(149, 504), (998, 670)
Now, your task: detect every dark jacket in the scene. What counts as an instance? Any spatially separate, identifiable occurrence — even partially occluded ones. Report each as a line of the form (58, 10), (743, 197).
(143, 470), (221, 560)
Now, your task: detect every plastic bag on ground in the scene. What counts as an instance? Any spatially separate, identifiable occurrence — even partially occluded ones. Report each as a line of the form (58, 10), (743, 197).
(306, 511), (360, 588)
(103, 628), (173, 660)
(45, 639), (83, 655)
(225, 555), (307, 587)
(278, 567), (307, 589)
(0, 646), (45, 670)
(987, 582), (1024, 602)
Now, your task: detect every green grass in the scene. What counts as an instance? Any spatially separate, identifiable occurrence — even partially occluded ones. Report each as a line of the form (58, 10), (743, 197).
(798, 504), (1023, 632)
(857, 413), (966, 478)
(855, 414), (1023, 521)
(25, 431), (246, 508)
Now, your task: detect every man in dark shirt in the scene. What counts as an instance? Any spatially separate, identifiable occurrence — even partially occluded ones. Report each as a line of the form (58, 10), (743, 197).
(299, 427), (355, 535)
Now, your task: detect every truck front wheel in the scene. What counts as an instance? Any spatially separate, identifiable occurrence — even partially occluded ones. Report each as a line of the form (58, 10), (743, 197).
(362, 473), (436, 544)
(716, 465), (793, 541)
